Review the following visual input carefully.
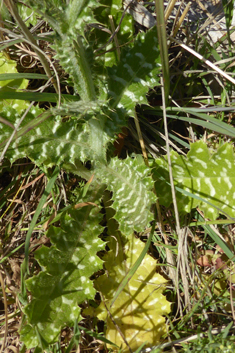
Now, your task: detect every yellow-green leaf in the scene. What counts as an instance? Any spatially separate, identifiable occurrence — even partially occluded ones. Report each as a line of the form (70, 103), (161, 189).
(95, 233), (171, 352)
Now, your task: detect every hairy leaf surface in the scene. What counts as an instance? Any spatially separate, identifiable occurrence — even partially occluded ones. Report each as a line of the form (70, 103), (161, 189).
(94, 233), (170, 352)
(99, 156), (155, 234)
(154, 141), (235, 220)
(20, 202), (105, 348)
(53, 36), (96, 100)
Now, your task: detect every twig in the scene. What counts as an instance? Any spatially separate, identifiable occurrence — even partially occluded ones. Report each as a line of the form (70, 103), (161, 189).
(100, 292), (133, 353)
(172, 2), (191, 38)
(165, 0), (178, 21)
(169, 36), (235, 86)
(146, 324), (235, 351)
(109, 15), (120, 61)
(133, 111), (149, 166)
(159, 77), (178, 286)
(0, 268), (8, 353)
(229, 272), (235, 323)
(95, 0), (134, 53)
(160, 77), (181, 235)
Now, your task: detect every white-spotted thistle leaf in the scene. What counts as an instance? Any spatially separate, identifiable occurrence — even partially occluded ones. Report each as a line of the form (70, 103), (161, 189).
(0, 113), (88, 165)
(24, 0), (98, 99)
(20, 204), (105, 348)
(99, 156), (155, 234)
(107, 26), (161, 114)
(0, 106), (127, 166)
(94, 233), (171, 352)
(154, 140), (235, 220)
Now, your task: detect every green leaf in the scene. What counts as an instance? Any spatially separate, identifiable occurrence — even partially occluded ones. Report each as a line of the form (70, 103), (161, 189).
(23, 0), (97, 36)
(93, 0), (134, 67)
(20, 200), (105, 348)
(110, 221), (156, 307)
(107, 26), (161, 114)
(99, 156), (155, 234)
(51, 103), (128, 163)
(17, 2), (39, 26)
(23, 0), (97, 99)
(51, 100), (105, 117)
(0, 52), (30, 113)
(0, 106), (127, 166)
(94, 232), (170, 352)
(23, 0), (70, 35)
(68, 0), (98, 35)
(53, 36), (96, 100)
(153, 140), (235, 220)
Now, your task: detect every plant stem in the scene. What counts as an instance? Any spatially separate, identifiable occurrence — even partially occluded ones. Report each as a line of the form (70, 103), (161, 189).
(155, 0), (170, 106)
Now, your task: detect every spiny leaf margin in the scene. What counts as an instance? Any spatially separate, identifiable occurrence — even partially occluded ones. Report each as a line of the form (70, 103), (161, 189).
(98, 156), (156, 234)
(94, 233), (170, 352)
(0, 107), (127, 166)
(153, 140), (235, 220)
(20, 203), (105, 348)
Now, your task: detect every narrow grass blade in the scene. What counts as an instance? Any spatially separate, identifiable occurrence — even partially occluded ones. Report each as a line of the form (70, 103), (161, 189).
(0, 38), (23, 51)
(0, 73), (48, 80)
(0, 91), (77, 103)
(166, 106), (235, 137)
(23, 166), (60, 274)
(166, 114), (235, 137)
(222, 0), (234, 47)
(64, 320), (80, 353)
(197, 214), (235, 261)
(221, 321), (234, 339)
(110, 221), (156, 308)
(133, 342), (148, 353)
(78, 326), (118, 347)
(155, 0), (170, 105)
(0, 243), (24, 264)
